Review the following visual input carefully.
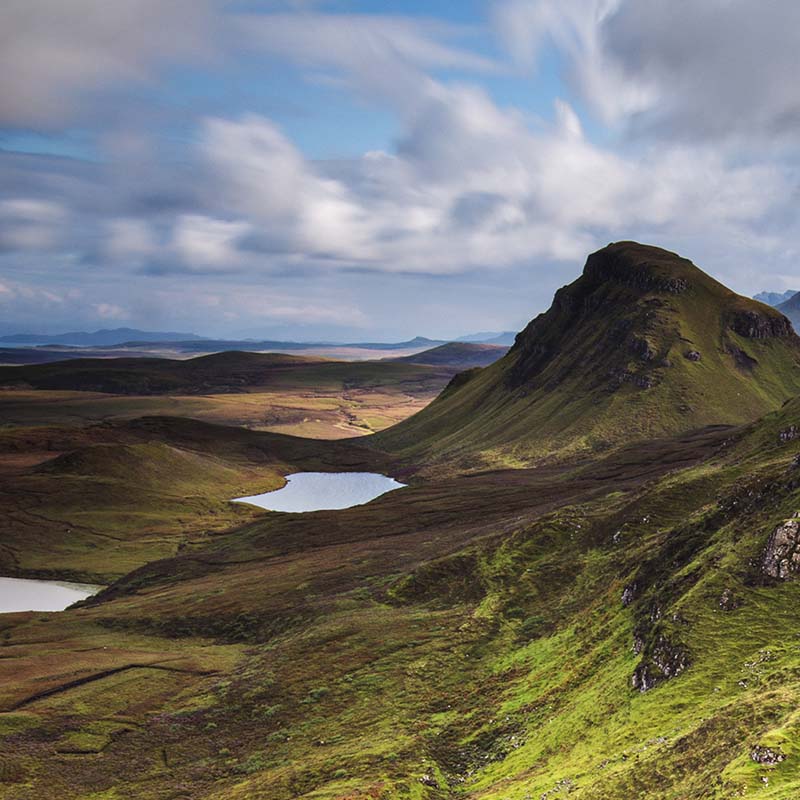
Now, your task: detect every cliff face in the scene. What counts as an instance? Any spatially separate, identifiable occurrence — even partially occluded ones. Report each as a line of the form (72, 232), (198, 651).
(375, 242), (800, 469)
(729, 309), (794, 339)
(508, 241), (796, 390)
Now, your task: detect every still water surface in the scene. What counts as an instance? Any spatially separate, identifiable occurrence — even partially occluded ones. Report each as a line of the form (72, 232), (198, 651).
(0, 577), (101, 613)
(232, 471), (405, 513)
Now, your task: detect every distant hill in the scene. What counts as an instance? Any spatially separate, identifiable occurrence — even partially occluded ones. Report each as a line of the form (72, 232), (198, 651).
(777, 291), (800, 328)
(456, 331), (517, 345)
(0, 328), (205, 346)
(393, 342), (508, 368)
(148, 335), (447, 354)
(753, 289), (798, 306)
(376, 241), (800, 469)
(455, 331), (517, 347)
(0, 347), (163, 365)
(0, 335), (453, 365)
(0, 349), (459, 396)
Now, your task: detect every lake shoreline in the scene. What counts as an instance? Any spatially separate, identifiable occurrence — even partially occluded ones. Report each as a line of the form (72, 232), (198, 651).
(232, 471), (406, 513)
(0, 576), (103, 613)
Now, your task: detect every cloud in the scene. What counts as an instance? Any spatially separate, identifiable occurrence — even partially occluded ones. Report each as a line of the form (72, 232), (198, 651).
(93, 302), (128, 320)
(190, 86), (789, 274)
(494, 0), (800, 141)
(0, 0), (218, 128)
(0, 84), (791, 285)
(0, 197), (66, 251)
(0, 278), (68, 307)
(0, 3), (497, 130)
(200, 116), (370, 261)
(237, 11), (498, 111)
(170, 214), (251, 271)
(1, 1), (800, 337)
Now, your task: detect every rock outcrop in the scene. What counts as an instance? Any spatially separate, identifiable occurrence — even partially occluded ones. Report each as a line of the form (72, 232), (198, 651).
(761, 516), (800, 579)
(729, 310), (794, 339)
(779, 426), (799, 444)
(750, 745), (786, 765)
(631, 633), (689, 692)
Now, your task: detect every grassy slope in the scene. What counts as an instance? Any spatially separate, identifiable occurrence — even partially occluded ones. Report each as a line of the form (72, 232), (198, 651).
(0, 351), (452, 397)
(4, 245), (800, 797)
(0, 354), (455, 439)
(2, 406), (800, 798)
(0, 417), (392, 583)
(375, 243), (800, 471)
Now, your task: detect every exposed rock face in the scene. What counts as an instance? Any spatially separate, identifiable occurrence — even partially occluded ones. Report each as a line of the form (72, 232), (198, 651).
(629, 336), (657, 362)
(621, 582), (637, 607)
(761, 517), (800, 579)
(726, 344), (759, 371)
(750, 745), (785, 765)
(718, 588), (741, 611)
(729, 310), (794, 339)
(779, 426), (799, 444)
(583, 248), (689, 295)
(631, 634), (689, 692)
(685, 350), (702, 362)
(608, 369), (659, 391)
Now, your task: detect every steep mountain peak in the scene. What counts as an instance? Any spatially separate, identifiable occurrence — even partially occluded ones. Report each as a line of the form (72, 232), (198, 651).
(777, 291), (800, 331)
(508, 241), (794, 391)
(581, 241), (702, 294)
(376, 242), (800, 470)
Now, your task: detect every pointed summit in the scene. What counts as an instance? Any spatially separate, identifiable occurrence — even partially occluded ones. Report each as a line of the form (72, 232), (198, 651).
(777, 291), (800, 330)
(376, 242), (800, 470)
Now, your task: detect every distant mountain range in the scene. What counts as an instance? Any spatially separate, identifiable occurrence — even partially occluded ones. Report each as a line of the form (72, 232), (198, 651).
(456, 331), (517, 346)
(0, 328), (205, 346)
(0, 328), (515, 351)
(753, 289), (799, 306)
(777, 292), (800, 328)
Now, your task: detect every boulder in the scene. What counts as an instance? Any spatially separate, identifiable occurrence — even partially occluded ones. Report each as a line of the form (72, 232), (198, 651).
(761, 517), (800, 579)
(750, 745), (785, 765)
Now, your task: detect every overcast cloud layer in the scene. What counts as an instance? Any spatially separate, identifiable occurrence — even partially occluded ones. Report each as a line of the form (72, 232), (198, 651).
(1, 0), (799, 338)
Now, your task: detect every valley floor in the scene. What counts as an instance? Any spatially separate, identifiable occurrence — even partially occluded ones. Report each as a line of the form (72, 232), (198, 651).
(2, 349), (800, 797)
(2, 412), (800, 798)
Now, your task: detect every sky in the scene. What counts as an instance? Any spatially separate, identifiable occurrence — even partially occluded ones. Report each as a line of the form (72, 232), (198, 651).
(1, 0), (799, 340)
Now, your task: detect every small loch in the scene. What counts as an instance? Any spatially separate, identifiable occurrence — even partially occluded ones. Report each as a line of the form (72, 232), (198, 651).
(0, 577), (101, 613)
(232, 472), (405, 513)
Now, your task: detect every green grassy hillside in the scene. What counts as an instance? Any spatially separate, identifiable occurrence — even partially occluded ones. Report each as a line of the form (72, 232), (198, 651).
(4, 243), (800, 798)
(0, 352), (455, 439)
(2, 398), (800, 798)
(376, 242), (800, 470)
(0, 351), (454, 396)
(0, 416), (392, 582)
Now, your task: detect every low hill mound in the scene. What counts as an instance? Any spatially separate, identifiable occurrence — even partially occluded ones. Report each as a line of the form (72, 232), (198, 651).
(392, 342), (508, 368)
(0, 351), (323, 394)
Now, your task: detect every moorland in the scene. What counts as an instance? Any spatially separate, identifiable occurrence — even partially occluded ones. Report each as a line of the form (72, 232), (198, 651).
(2, 242), (800, 799)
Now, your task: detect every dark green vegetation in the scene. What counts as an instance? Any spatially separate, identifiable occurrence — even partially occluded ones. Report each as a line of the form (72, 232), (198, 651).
(0, 351), (446, 396)
(2, 243), (800, 799)
(0, 417), (391, 583)
(376, 242), (800, 471)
